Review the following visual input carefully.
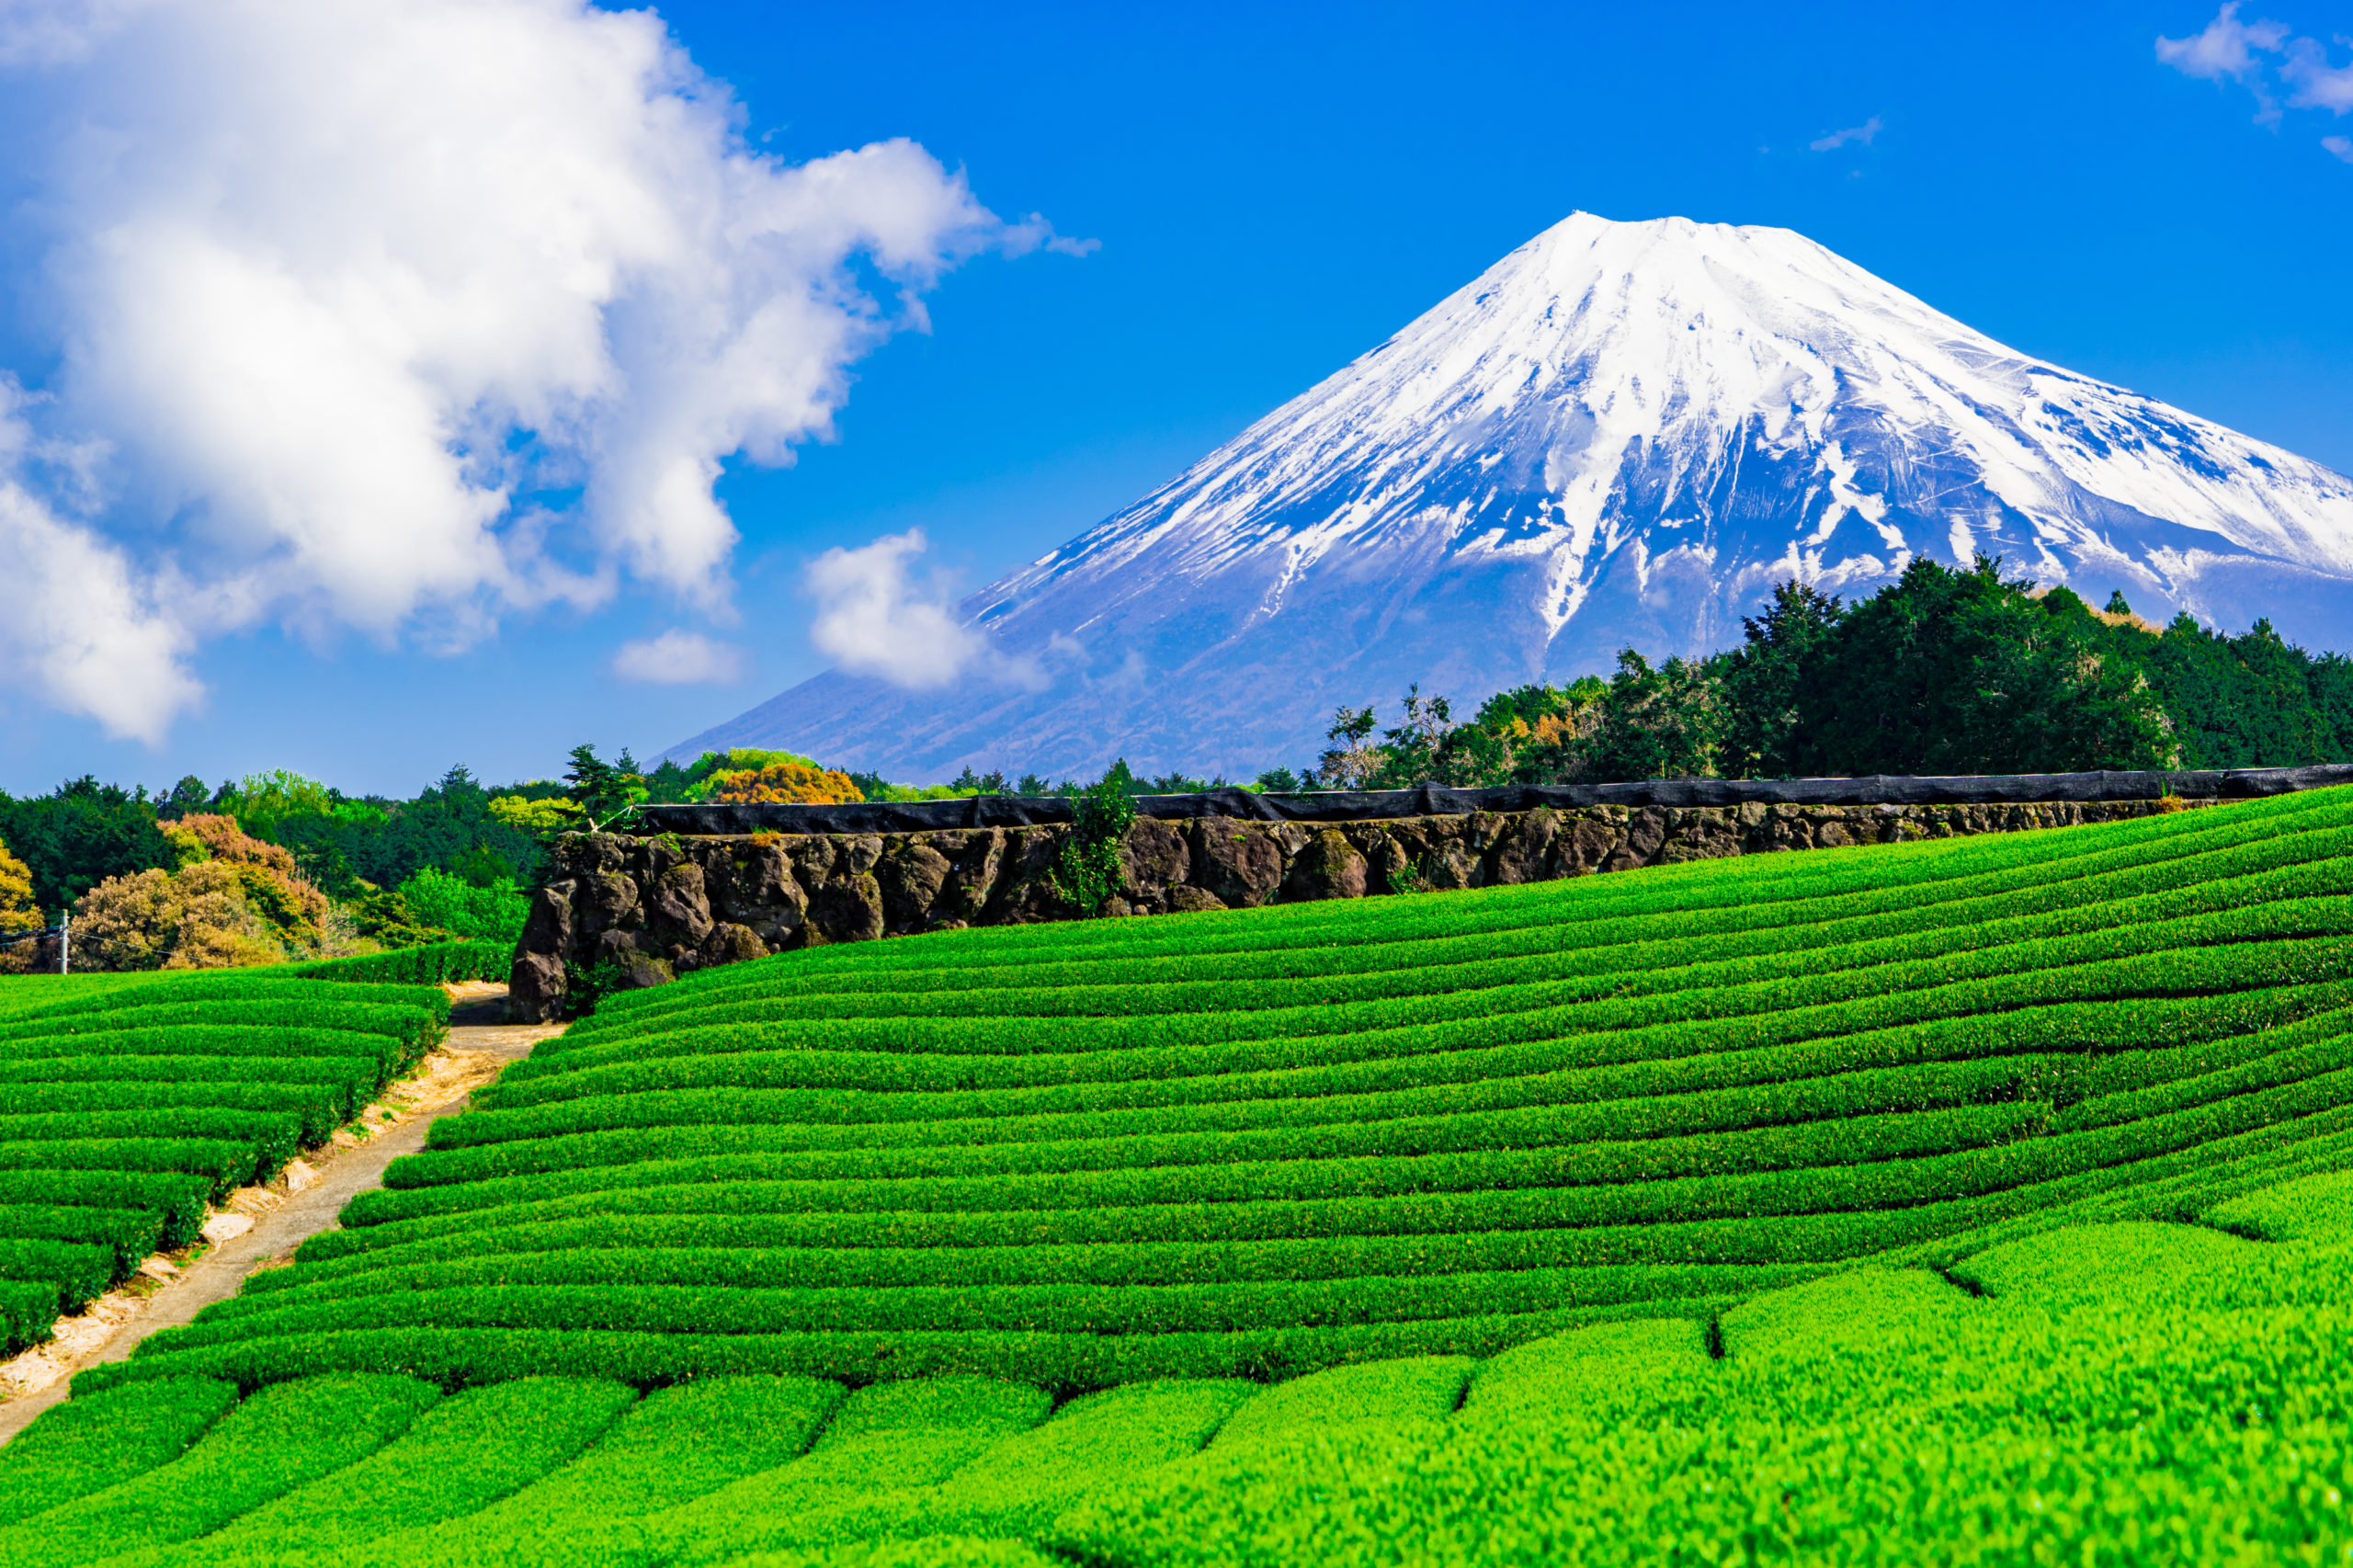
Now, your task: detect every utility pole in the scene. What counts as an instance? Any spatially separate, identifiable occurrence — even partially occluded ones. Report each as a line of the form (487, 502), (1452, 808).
(59, 910), (69, 976)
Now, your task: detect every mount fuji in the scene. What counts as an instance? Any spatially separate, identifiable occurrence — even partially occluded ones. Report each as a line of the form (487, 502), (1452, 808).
(677, 212), (2353, 780)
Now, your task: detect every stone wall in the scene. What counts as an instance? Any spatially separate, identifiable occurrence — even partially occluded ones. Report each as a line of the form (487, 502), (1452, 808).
(506, 795), (2202, 1020)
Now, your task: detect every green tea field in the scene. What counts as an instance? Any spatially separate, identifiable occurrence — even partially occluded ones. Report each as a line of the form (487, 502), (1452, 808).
(0, 968), (455, 1357)
(9, 790), (2353, 1564)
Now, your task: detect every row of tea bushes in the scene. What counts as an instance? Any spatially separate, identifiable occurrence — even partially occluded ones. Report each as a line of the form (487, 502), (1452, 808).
(0, 971), (447, 1350)
(9, 1173), (2353, 1564)
(79, 789), (2353, 1390)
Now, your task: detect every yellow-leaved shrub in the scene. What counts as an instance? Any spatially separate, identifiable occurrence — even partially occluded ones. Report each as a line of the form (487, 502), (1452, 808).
(487, 795), (582, 835)
(708, 762), (864, 805)
(0, 834), (41, 974)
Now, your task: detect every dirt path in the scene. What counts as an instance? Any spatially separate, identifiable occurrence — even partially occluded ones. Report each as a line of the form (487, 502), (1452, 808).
(0, 982), (561, 1445)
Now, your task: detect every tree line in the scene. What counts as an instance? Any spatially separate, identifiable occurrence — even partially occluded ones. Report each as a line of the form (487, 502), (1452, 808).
(9, 554), (2348, 946)
(1264, 558), (2353, 791)
(0, 766), (556, 924)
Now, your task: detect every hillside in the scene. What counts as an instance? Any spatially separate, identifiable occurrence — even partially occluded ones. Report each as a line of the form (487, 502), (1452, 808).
(0, 790), (2348, 1562)
(79, 785), (2353, 1391)
(0, 1201), (2347, 1564)
(0, 968), (457, 1358)
(681, 212), (2353, 780)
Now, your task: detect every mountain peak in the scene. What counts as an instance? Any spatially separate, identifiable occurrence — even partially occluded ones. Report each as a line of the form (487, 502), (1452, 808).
(678, 213), (2353, 779)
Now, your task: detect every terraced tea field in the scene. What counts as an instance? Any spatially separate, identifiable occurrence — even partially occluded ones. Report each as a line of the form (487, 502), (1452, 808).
(82, 785), (2353, 1389)
(9, 790), (2353, 1563)
(7, 1177), (2352, 1565)
(0, 969), (453, 1355)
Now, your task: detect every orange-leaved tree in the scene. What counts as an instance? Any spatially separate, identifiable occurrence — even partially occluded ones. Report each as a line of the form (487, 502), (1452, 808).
(73, 812), (338, 971)
(164, 814), (332, 949)
(709, 762), (864, 805)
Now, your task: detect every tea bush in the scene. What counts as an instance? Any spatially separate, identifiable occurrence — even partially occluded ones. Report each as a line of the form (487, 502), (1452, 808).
(78, 787), (2353, 1392)
(0, 971), (445, 1347)
(17, 792), (2353, 1565)
(15, 1185), (2353, 1565)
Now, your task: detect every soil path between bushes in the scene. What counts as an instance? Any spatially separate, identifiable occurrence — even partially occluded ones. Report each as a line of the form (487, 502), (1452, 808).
(0, 983), (563, 1446)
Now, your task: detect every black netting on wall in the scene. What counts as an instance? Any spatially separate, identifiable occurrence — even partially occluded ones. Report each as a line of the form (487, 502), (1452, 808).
(630, 764), (2353, 836)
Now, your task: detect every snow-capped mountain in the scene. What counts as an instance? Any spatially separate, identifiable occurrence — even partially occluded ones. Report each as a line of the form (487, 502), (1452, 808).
(677, 211), (2353, 779)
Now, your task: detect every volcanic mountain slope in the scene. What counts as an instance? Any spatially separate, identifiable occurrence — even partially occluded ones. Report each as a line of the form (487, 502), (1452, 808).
(684, 211), (2353, 779)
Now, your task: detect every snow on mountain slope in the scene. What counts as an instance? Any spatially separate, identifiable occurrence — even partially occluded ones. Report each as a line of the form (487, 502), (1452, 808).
(677, 212), (2353, 779)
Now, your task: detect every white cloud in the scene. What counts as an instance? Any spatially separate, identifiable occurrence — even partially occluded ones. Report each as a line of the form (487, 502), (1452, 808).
(2157, 7), (2353, 132)
(0, 0), (1070, 741)
(804, 528), (994, 690)
(2156, 4), (2290, 80)
(2325, 133), (2353, 161)
(0, 0), (143, 66)
(610, 629), (745, 686)
(1809, 117), (1882, 153)
(0, 393), (199, 743)
(2283, 36), (2353, 111)
(1007, 218), (1102, 260)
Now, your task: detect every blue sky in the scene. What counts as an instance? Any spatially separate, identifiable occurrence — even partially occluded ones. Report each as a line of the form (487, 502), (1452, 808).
(2, 1), (2349, 796)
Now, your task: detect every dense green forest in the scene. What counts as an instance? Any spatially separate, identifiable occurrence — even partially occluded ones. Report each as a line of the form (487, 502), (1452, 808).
(0, 767), (550, 922)
(0, 766), (572, 963)
(1275, 559), (2353, 791)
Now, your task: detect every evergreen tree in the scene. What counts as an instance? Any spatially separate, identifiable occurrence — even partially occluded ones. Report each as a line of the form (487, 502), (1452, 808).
(1582, 650), (1729, 780)
(1789, 558), (2174, 776)
(1313, 706), (1381, 789)
(563, 744), (648, 831)
(1719, 579), (1843, 778)
(1368, 686), (1459, 788)
(0, 778), (176, 918)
